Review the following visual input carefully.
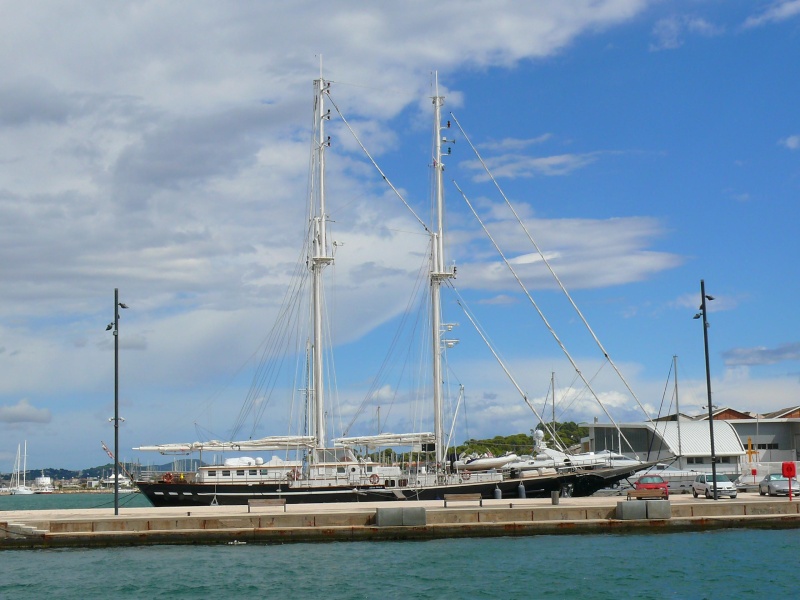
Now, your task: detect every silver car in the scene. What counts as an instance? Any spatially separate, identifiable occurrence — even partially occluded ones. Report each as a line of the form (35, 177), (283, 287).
(758, 474), (800, 496)
(692, 473), (737, 499)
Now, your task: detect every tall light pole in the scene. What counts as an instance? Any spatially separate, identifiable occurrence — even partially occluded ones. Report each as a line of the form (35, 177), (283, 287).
(694, 280), (717, 499)
(107, 288), (128, 515)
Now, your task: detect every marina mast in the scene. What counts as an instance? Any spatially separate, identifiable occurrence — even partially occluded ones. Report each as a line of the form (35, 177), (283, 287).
(431, 75), (455, 469)
(311, 73), (334, 451)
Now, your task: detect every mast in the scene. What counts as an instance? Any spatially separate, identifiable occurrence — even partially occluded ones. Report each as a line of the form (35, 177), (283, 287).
(311, 72), (334, 451)
(431, 74), (455, 468)
(551, 371), (556, 438)
(14, 444), (20, 487)
(674, 355), (683, 460)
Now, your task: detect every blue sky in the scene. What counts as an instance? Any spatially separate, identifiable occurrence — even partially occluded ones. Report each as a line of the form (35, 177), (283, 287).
(1, 1), (799, 470)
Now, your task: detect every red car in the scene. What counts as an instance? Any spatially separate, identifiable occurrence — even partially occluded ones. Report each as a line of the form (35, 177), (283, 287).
(634, 475), (669, 498)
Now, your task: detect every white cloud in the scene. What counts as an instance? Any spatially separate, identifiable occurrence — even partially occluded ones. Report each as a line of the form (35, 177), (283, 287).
(744, 0), (800, 28)
(650, 15), (724, 51)
(780, 135), (800, 150)
(671, 292), (739, 314)
(477, 294), (518, 305)
(723, 342), (800, 367)
(5, 0), (776, 468)
(0, 399), (52, 424)
(478, 135), (553, 152)
(462, 152), (603, 180)
(454, 214), (683, 291)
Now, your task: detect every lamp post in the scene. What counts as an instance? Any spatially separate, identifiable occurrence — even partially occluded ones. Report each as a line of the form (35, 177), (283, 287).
(107, 288), (128, 515)
(693, 280), (717, 499)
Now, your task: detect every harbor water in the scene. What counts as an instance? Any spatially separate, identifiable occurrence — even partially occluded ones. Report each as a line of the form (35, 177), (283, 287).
(1, 493), (798, 599)
(0, 491), (151, 512)
(1, 530), (797, 599)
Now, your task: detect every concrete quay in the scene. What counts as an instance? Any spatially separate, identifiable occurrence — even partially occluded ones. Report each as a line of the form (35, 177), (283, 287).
(2, 492), (799, 549)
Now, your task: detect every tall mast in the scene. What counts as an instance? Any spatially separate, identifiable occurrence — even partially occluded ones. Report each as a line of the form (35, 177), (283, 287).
(311, 73), (333, 450)
(431, 74), (455, 468)
(551, 371), (556, 437)
(674, 355), (683, 459)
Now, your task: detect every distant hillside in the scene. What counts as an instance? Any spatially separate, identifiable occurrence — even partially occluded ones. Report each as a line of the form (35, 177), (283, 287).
(0, 459), (204, 482)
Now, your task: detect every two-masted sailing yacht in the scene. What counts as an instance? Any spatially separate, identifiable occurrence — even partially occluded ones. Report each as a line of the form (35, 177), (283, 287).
(134, 73), (641, 507)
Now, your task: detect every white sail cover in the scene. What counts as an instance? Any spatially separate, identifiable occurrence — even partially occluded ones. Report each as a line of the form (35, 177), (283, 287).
(134, 435), (317, 454)
(334, 432), (435, 449)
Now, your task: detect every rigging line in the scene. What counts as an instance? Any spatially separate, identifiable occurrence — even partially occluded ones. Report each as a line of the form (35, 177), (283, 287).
(234, 223), (313, 437)
(648, 359), (675, 458)
(320, 277), (345, 441)
(237, 272), (306, 438)
(547, 372), (579, 434)
(546, 371), (581, 428)
(541, 374), (552, 425)
(341, 245), (430, 436)
(450, 288), (563, 451)
(453, 181), (637, 456)
(441, 337), (461, 456)
(327, 94), (430, 233)
(458, 327), (560, 454)
(444, 384), (465, 460)
(183, 234), (309, 440)
(450, 111), (652, 423)
(241, 289), (298, 434)
(555, 361), (608, 419)
(442, 357), (468, 453)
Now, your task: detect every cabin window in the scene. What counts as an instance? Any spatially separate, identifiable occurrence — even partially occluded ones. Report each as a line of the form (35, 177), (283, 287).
(249, 470), (257, 476)
(236, 470), (245, 476)
(336, 467), (345, 474)
(366, 466), (373, 472)
(260, 469), (268, 475)
(208, 471), (216, 477)
(222, 470), (231, 477)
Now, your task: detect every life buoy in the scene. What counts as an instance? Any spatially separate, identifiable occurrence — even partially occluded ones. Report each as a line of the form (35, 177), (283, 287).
(163, 472), (174, 484)
(369, 474), (380, 485)
(286, 468), (301, 481)
(461, 471), (471, 481)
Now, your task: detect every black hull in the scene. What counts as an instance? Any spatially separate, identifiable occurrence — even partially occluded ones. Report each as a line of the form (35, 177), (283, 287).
(136, 466), (637, 507)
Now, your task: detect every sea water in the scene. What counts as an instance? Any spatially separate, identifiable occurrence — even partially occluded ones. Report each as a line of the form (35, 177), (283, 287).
(0, 491), (151, 512)
(0, 528), (797, 599)
(1, 494), (797, 598)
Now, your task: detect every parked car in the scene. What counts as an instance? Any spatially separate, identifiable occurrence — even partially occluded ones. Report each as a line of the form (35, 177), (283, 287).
(758, 474), (800, 496)
(692, 473), (737, 499)
(634, 475), (669, 498)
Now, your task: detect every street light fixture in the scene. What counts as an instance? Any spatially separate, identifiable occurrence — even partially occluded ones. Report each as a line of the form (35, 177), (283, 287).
(107, 288), (128, 515)
(695, 280), (717, 499)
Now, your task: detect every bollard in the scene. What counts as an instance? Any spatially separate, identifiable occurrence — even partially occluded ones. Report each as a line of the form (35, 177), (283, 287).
(551, 490), (559, 505)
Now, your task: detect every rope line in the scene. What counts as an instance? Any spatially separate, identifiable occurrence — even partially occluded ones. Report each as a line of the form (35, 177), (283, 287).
(450, 111), (652, 423)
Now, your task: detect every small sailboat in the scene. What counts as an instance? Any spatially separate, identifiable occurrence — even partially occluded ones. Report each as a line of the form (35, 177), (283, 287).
(9, 442), (34, 495)
(134, 72), (646, 507)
